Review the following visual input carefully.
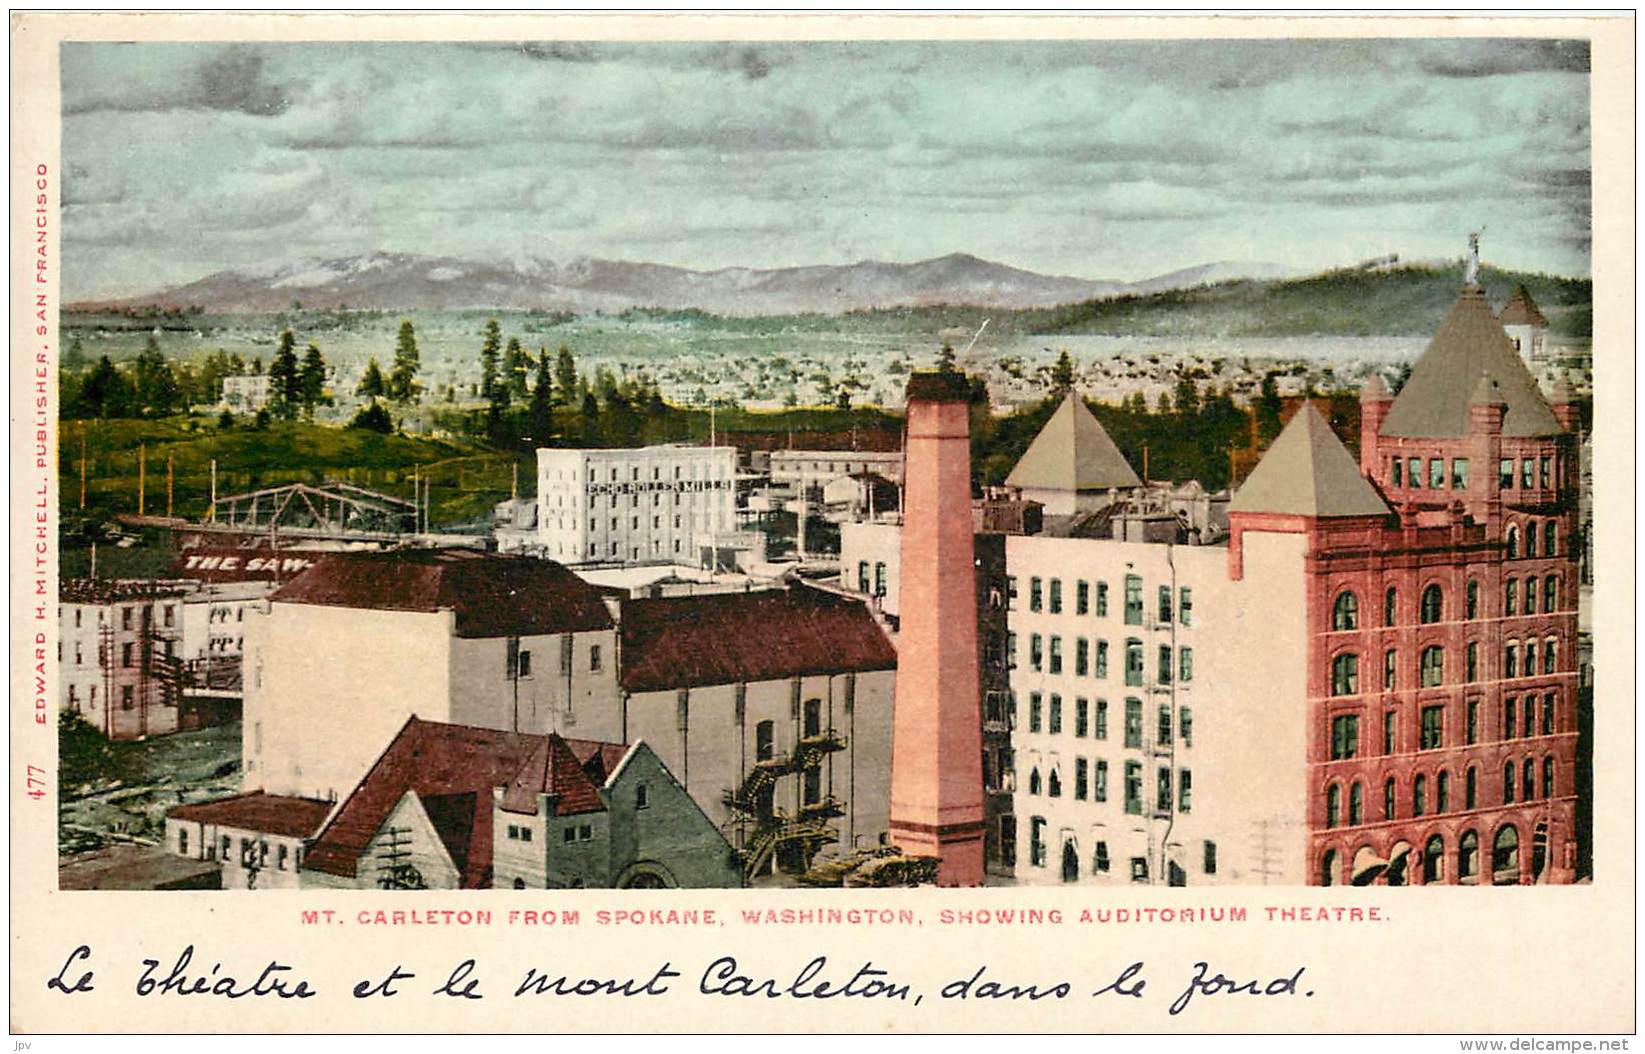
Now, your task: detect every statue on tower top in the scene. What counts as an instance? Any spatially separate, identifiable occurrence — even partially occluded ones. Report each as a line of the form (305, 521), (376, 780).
(1464, 230), (1482, 286)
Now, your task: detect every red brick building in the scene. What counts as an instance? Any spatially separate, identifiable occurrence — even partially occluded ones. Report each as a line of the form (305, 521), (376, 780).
(1233, 279), (1581, 886)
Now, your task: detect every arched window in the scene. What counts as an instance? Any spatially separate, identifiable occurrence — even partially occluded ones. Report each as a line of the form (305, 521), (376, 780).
(1506, 525), (1520, 559)
(1542, 756), (1555, 798)
(1504, 642), (1519, 678)
(1466, 642), (1479, 682)
(1437, 770), (1451, 813)
(1524, 640), (1537, 675)
(1420, 585), (1443, 624)
(1413, 774), (1427, 817)
(1527, 576), (1541, 614)
(1383, 778), (1397, 821)
(1526, 522), (1538, 557)
(1333, 591), (1359, 631)
(1543, 638), (1557, 675)
(1321, 849), (1338, 887)
(1348, 782), (1363, 825)
(1465, 766), (1478, 809)
(1493, 825), (1519, 880)
(1505, 579), (1518, 616)
(1423, 836), (1445, 884)
(1459, 831), (1480, 880)
(1326, 783), (1341, 828)
(1522, 759), (1535, 800)
(1503, 760), (1516, 803)
(1420, 646), (1444, 687)
(1544, 576), (1558, 612)
(1029, 768), (1042, 795)
(1545, 522), (1558, 557)
(1466, 580), (1479, 620)
(1061, 839), (1079, 883)
(1048, 769), (1062, 798)
(1331, 653), (1359, 696)
(1384, 587), (1398, 627)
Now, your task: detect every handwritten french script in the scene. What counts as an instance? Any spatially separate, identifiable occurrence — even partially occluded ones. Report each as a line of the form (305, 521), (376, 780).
(48, 944), (1311, 1015)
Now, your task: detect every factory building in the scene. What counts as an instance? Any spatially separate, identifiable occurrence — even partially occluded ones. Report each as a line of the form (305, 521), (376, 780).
(531, 444), (738, 564)
(241, 549), (621, 803)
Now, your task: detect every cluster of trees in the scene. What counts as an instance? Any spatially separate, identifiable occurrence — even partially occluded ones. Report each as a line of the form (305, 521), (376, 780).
(266, 329), (331, 421)
(447, 318), (672, 450)
(354, 319), (422, 410)
(62, 337), (200, 419)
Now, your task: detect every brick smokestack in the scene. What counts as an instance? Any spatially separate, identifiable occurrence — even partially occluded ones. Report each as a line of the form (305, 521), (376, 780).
(888, 367), (985, 886)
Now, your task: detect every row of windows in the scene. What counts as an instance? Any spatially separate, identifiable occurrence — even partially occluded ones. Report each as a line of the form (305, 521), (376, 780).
(1391, 455), (1559, 495)
(1505, 519), (1561, 560)
(1321, 825), (1523, 886)
(855, 562), (889, 597)
(1330, 691), (1559, 760)
(65, 603), (179, 630)
(1022, 694), (1194, 748)
(1390, 456), (1470, 491)
(1324, 756), (1557, 830)
(1024, 761), (1194, 814)
(1014, 635), (1193, 685)
(1331, 636), (1559, 697)
(585, 512), (722, 533)
(1011, 575), (1193, 626)
(1332, 574), (1562, 634)
(1020, 821), (1217, 883)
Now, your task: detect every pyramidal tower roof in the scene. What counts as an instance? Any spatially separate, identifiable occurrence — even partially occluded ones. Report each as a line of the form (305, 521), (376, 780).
(1379, 285), (1563, 438)
(1498, 284), (1549, 328)
(1229, 403), (1390, 518)
(1006, 391), (1142, 492)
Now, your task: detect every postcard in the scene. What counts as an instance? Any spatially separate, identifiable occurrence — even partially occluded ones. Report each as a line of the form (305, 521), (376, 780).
(9, 11), (1635, 1036)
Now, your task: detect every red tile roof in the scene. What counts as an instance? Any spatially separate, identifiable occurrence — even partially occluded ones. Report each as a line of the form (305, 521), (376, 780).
(270, 549), (613, 638)
(619, 585), (897, 694)
(303, 718), (628, 886)
(167, 792), (334, 839)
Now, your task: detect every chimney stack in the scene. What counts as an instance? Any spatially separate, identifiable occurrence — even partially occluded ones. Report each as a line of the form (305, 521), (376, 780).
(888, 366), (985, 886)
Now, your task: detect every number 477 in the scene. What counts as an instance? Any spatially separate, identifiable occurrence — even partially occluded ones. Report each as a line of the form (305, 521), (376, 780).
(25, 764), (45, 800)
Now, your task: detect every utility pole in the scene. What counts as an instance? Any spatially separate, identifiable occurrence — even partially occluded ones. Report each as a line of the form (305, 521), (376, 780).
(78, 429), (87, 509)
(209, 459), (217, 521)
(166, 455), (174, 518)
(138, 442), (146, 516)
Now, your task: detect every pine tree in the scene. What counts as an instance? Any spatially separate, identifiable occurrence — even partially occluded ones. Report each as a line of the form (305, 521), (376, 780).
(1050, 349), (1076, 393)
(505, 337), (531, 400)
(528, 348), (554, 445)
(299, 343), (328, 418)
(133, 336), (182, 417)
(357, 357), (387, 399)
(78, 355), (133, 419)
(269, 329), (301, 420)
(480, 319), (507, 440)
(389, 319), (420, 403)
(554, 345), (577, 406)
(1256, 372), (1284, 444)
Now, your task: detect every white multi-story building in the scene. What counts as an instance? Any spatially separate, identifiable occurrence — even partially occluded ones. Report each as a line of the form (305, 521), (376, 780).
(221, 374), (274, 412)
(534, 445), (737, 565)
(1000, 531), (1309, 887)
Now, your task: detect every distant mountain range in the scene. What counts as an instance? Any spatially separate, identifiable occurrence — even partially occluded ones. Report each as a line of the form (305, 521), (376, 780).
(73, 252), (1299, 316)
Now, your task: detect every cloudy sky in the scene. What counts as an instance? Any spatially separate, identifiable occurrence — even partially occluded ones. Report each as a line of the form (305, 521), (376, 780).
(62, 38), (1590, 300)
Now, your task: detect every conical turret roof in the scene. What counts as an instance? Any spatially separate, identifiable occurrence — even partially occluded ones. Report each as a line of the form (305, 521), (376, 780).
(1229, 403), (1390, 518)
(1380, 286), (1562, 438)
(1006, 391), (1142, 492)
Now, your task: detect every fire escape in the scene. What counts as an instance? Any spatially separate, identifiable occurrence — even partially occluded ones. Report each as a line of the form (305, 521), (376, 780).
(1143, 547), (1184, 886)
(723, 729), (846, 880)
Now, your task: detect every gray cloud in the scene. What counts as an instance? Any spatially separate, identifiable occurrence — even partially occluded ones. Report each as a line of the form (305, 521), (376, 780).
(1418, 39), (1590, 78)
